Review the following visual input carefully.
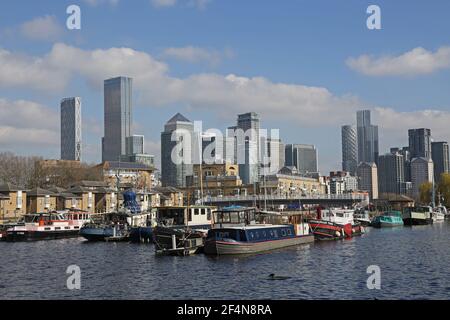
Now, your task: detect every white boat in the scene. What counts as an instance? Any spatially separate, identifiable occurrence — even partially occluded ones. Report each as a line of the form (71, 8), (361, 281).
(432, 206), (447, 222)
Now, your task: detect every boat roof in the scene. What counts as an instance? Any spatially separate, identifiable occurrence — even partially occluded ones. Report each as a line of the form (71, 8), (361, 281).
(212, 224), (291, 230)
(217, 206), (256, 212)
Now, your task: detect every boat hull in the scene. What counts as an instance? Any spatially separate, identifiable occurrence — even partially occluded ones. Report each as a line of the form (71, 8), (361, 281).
(129, 227), (153, 243)
(5, 230), (80, 242)
(79, 227), (115, 242)
(403, 218), (433, 226)
(371, 221), (403, 228)
(204, 235), (314, 255)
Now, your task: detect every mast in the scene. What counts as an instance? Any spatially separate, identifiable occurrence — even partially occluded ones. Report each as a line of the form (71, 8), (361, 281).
(432, 174), (436, 208)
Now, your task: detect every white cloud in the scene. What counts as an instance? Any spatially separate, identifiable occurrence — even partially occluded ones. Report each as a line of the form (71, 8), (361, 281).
(1, 43), (450, 166)
(20, 15), (64, 42)
(0, 99), (59, 147)
(162, 46), (233, 66)
(347, 46), (450, 77)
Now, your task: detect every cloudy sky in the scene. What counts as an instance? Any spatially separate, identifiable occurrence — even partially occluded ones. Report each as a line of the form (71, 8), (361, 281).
(1, 0), (450, 173)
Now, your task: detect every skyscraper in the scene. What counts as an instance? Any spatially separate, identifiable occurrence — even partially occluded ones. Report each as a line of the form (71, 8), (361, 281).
(378, 152), (405, 195)
(408, 128), (432, 160)
(236, 112), (260, 184)
(341, 125), (358, 175)
(161, 113), (195, 187)
(102, 76), (133, 162)
(357, 110), (379, 164)
(285, 144), (318, 174)
(60, 97), (82, 161)
(357, 162), (378, 200)
(411, 157), (434, 197)
(431, 141), (449, 182)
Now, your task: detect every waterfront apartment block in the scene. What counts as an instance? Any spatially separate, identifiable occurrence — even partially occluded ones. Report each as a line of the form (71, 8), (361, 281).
(26, 188), (57, 214)
(0, 184), (27, 222)
(60, 97), (82, 161)
(94, 161), (154, 191)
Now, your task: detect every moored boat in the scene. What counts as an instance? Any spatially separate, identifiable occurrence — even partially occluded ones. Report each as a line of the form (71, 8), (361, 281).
(402, 206), (433, 226)
(308, 207), (364, 240)
(153, 205), (215, 255)
(204, 207), (314, 255)
(5, 211), (91, 242)
(371, 211), (404, 228)
(432, 206), (447, 222)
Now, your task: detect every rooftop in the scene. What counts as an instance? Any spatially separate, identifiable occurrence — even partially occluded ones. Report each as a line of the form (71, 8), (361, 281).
(166, 113), (191, 124)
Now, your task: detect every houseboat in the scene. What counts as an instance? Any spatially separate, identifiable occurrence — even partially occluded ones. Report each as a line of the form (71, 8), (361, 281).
(308, 207), (365, 240)
(153, 205), (215, 256)
(371, 211), (404, 228)
(80, 190), (153, 242)
(402, 206), (433, 226)
(204, 207), (314, 255)
(353, 207), (371, 226)
(5, 211), (91, 242)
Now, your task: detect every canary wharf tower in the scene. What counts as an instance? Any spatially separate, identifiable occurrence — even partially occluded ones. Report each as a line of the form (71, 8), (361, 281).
(61, 97), (82, 161)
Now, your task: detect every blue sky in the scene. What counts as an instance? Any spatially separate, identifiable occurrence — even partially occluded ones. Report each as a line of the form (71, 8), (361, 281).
(1, 0), (450, 173)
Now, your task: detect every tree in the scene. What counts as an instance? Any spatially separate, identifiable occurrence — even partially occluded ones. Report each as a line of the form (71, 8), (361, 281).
(438, 173), (450, 207)
(419, 182), (432, 205)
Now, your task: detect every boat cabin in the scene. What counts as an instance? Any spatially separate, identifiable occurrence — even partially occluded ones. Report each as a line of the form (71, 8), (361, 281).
(212, 206), (258, 228)
(207, 224), (297, 243)
(157, 206), (214, 228)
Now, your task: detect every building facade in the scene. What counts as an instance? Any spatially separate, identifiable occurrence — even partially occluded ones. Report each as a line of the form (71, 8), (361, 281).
(357, 162), (378, 200)
(408, 128), (432, 160)
(236, 112), (260, 184)
(411, 157), (434, 198)
(431, 141), (449, 183)
(61, 97), (82, 161)
(0, 184), (27, 221)
(341, 125), (358, 175)
(126, 135), (144, 156)
(378, 153), (406, 195)
(357, 110), (379, 164)
(102, 76), (133, 162)
(161, 113), (195, 187)
(285, 144), (318, 175)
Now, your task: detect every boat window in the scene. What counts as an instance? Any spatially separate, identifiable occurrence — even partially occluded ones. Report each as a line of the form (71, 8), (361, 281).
(281, 229), (287, 237)
(287, 228), (292, 236)
(273, 229), (278, 238)
(55, 227), (61, 230)
(207, 209), (211, 221)
(44, 227), (51, 231)
(201, 208), (206, 215)
(262, 230), (267, 238)
(249, 231), (255, 240)
(255, 231), (260, 239)
(194, 208), (199, 216)
(269, 230), (274, 238)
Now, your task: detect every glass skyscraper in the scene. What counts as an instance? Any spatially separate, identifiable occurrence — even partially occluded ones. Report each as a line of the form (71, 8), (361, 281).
(60, 97), (82, 161)
(408, 128), (432, 160)
(357, 110), (379, 165)
(102, 76), (133, 162)
(341, 125), (357, 175)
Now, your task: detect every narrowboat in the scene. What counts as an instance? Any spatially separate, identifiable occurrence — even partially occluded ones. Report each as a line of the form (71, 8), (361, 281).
(5, 211), (91, 242)
(153, 205), (215, 255)
(204, 207), (314, 255)
(308, 207), (365, 240)
(371, 211), (404, 228)
(402, 206), (433, 226)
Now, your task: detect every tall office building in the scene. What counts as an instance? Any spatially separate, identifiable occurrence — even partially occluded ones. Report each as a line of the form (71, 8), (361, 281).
(357, 162), (378, 200)
(431, 141), (449, 182)
(102, 76), (133, 162)
(408, 128), (432, 160)
(235, 112), (260, 184)
(378, 153), (405, 195)
(341, 125), (358, 175)
(390, 147), (411, 182)
(126, 135), (144, 156)
(161, 113), (195, 187)
(357, 110), (379, 164)
(60, 97), (82, 161)
(260, 137), (285, 175)
(285, 144), (318, 174)
(411, 157), (434, 197)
